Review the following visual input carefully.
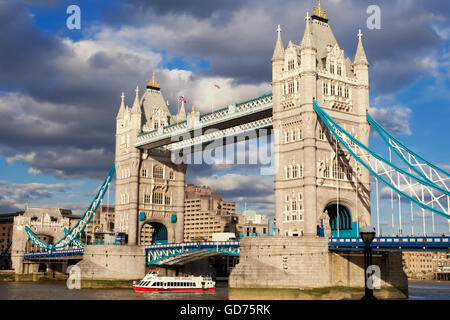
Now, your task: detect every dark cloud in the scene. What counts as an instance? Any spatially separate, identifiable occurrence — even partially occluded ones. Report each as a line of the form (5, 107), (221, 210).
(0, 0), (447, 183)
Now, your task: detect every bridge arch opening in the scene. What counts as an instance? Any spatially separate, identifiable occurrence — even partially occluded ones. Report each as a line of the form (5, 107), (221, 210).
(140, 222), (168, 245)
(324, 204), (357, 238)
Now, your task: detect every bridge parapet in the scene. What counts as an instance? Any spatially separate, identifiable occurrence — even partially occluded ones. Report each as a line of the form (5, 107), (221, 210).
(329, 236), (450, 251)
(23, 248), (84, 260)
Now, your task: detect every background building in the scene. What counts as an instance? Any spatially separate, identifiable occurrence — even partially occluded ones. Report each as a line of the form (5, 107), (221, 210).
(0, 212), (21, 269)
(84, 204), (115, 244)
(239, 209), (270, 237)
(184, 184), (238, 242)
(402, 251), (450, 280)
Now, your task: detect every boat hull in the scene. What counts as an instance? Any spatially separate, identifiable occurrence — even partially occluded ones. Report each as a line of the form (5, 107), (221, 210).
(133, 286), (215, 293)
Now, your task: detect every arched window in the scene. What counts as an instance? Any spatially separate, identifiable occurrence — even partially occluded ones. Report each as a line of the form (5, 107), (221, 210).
(292, 165), (298, 178)
(169, 171), (174, 180)
(292, 200), (297, 211)
(153, 166), (164, 179)
(153, 191), (163, 204)
(286, 166), (291, 179)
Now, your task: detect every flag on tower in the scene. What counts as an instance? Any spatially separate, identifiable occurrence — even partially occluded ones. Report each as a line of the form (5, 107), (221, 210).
(213, 84), (221, 89)
(179, 96), (186, 103)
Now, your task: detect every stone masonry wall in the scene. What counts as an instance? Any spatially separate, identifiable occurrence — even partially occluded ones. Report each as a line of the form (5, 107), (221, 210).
(76, 245), (146, 281)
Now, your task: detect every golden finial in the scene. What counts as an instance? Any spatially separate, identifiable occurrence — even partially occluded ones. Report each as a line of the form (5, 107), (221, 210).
(147, 72), (160, 89)
(313, 0), (327, 19)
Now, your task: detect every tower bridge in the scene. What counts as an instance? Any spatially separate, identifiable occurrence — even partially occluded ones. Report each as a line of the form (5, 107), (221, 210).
(15, 1), (449, 297)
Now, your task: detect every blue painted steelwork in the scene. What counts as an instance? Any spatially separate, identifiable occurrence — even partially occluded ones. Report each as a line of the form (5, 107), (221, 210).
(367, 112), (450, 184)
(170, 214), (177, 223)
(329, 236), (450, 251)
(24, 165), (116, 250)
(145, 241), (240, 265)
(313, 100), (450, 219)
(23, 248), (84, 259)
(146, 236), (449, 265)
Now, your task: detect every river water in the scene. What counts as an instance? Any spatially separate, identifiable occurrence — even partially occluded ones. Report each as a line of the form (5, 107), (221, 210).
(0, 280), (448, 300)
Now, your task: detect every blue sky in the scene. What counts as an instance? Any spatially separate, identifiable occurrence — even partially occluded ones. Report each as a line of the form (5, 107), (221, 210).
(0, 0), (448, 235)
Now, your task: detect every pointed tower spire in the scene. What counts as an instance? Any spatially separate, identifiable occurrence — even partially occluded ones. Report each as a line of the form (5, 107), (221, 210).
(271, 24), (285, 62)
(116, 92), (125, 119)
(178, 98), (186, 121)
(131, 86), (140, 113)
(354, 29), (369, 65)
(300, 12), (315, 50)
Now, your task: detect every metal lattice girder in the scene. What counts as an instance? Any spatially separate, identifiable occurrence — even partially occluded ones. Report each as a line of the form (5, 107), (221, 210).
(145, 241), (240, 265)
(169, 117), (273, 152)
(313, 100), (450, 219)
(367, 112), (450, 191)
(135, 94), (273, 149)
(25, 165), (115, 250)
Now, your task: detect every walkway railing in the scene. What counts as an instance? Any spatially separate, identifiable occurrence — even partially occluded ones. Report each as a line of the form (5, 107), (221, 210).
(329, 236), (450, 251)
(24, 248), (84, 259)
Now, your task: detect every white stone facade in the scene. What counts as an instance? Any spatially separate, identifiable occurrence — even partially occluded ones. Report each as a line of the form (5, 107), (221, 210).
(114, 80), (186, 245)
(272, 12), (371, 238)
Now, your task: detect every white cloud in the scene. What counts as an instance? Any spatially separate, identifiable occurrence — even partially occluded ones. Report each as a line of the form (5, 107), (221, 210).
(369, 106), (412, 135)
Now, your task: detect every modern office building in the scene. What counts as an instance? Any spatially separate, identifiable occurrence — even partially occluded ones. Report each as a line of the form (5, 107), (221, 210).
(184, 184), (238, 242)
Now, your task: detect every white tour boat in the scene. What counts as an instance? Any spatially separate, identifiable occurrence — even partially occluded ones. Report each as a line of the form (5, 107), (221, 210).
(133, 271), (215, 292)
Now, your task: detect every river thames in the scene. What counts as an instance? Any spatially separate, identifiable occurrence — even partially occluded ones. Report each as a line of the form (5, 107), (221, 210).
(0, 280), (448, 300)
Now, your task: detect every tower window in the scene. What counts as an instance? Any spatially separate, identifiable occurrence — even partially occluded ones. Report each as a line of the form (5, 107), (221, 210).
(169, 171), (174, 180)
(286, 166), (291, 179)
(330, 64), (335, 74)
(141, 169), (147, 177)
(330, 84), (335, 95)
(319, 128), (327, 141)
(144, 194), (151, 204)
(337, 66), (342, 76)
(322, 81), (328, 95)
(288, 60), (294, 70)
(152, 191), (163, 204)
(153, 166), (164, 179)
(288, 82), (294, 94)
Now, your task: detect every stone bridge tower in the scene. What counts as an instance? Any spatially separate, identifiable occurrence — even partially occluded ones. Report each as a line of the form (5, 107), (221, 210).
(272, 3), (371, 238)
(114, 74), (186, 245)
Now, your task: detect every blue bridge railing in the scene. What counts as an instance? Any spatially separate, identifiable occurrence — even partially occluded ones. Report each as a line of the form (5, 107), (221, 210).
(329, 236), (450, 251)
(24, 248), (84, 259)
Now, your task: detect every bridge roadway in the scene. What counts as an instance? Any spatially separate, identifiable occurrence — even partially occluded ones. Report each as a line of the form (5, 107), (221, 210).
(21, 237), (450, 264)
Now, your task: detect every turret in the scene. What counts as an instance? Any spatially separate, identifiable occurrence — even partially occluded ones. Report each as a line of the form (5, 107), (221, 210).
(271, 24), (285, 83)
(116, 92), (125, 119)
(354, 29), (369, 85)
(353, 29), (370, 116)
(299, 12), (316, 73)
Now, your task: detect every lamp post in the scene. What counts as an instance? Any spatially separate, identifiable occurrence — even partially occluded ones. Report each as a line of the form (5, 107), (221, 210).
(360, 226), (377, 300)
